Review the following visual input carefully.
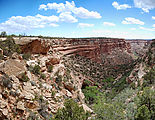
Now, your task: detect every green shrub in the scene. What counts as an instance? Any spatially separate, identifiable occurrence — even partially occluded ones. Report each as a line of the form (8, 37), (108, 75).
(83, 86), (99, 104)
(0, 53), (4, 60)
(102, 77), (115, 88)
(0, 31), (7, 37)
(151, 40), (155, 48)
(40, 73), (46, 79)
(107, 74), (129, 99)
(32, 65), (41, 75)
(51, 91), (56, 97)
(133, 72), (137, 76)
(63, 77), (68, 82)
(55, 75), (62, 84)
(19, 73), (29, 82)
(0, 36), (21, 56)
(135, 105), (151, 120)
(2, 75), (12, 89)
(54, 99), (90, 120)
(47, 65), (53, 72)
(22, 53), (31, 60)
(84, 80), (91, 86)
(94, 101), (125, 120)
(143, 69), (155, 86)
(28, 65), (33, 72)
(135, 87), (155, 119)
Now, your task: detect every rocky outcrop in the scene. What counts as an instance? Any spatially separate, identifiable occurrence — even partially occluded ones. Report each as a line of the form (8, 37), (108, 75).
(0, 59), (26, 76)
(0, 51), (92, 119)
(21, 40), (50, 55)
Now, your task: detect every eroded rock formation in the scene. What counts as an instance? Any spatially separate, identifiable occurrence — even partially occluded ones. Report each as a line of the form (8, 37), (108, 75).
(21, 40), (50, 55)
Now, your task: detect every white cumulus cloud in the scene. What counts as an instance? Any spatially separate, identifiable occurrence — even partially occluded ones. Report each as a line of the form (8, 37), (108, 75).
(139, 26), (155, 31)
(153, 24), (155, 27)
(35, 14), (59, 23)
(130, 28), (136, 30)
(152, 16), (155, 20)
(112, 1), (131, 10)
(73, 7), (101, 19)
(78, 23), (94, 28)
(39, 4), (48, 11)
(122, 17), (144, 25)
(0, 14), (59, 33)
(134, 0), (155, 13)
(103, 22), (116, 26)
(49, 23), (59, 27)
(46, 1), (74, 13)
(59, 12), (78, 23)
(39, 1), (101, 19)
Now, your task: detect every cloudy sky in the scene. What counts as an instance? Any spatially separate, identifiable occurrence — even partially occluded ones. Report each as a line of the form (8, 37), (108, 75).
(0, 0), (155, 39)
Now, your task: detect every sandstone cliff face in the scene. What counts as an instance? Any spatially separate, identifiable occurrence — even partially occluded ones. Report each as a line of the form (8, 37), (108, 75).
(126, 40), (151, 57)
(56, 38), (133, 66)
(12, 37), (150, 66)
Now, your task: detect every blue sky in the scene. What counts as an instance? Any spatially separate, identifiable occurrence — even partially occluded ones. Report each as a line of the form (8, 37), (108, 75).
(0, 0), (155, 39)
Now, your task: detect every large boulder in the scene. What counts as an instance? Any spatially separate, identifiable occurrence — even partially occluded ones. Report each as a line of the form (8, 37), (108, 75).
(46, 58), (60, 66)
(20, 90), (35, 100)
(82, 104), (93, 113)
(0, 59), (26, 76)
(0, 100), (7, 108)
(1, 108), (8, 116)
(26, 60), (38, 67)
(26, 101), (39, 109)
(63, 82), (75, 92)
(17, 101), (25, 111)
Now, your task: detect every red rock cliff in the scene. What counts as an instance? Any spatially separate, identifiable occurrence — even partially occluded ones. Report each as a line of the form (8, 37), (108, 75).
(21, 40), (50, 55)
(55, 38), (133, 65)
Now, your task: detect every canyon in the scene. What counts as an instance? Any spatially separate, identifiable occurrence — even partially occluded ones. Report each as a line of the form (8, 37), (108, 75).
(19, 37), (151, 83)
(0, 36), (153, 119)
